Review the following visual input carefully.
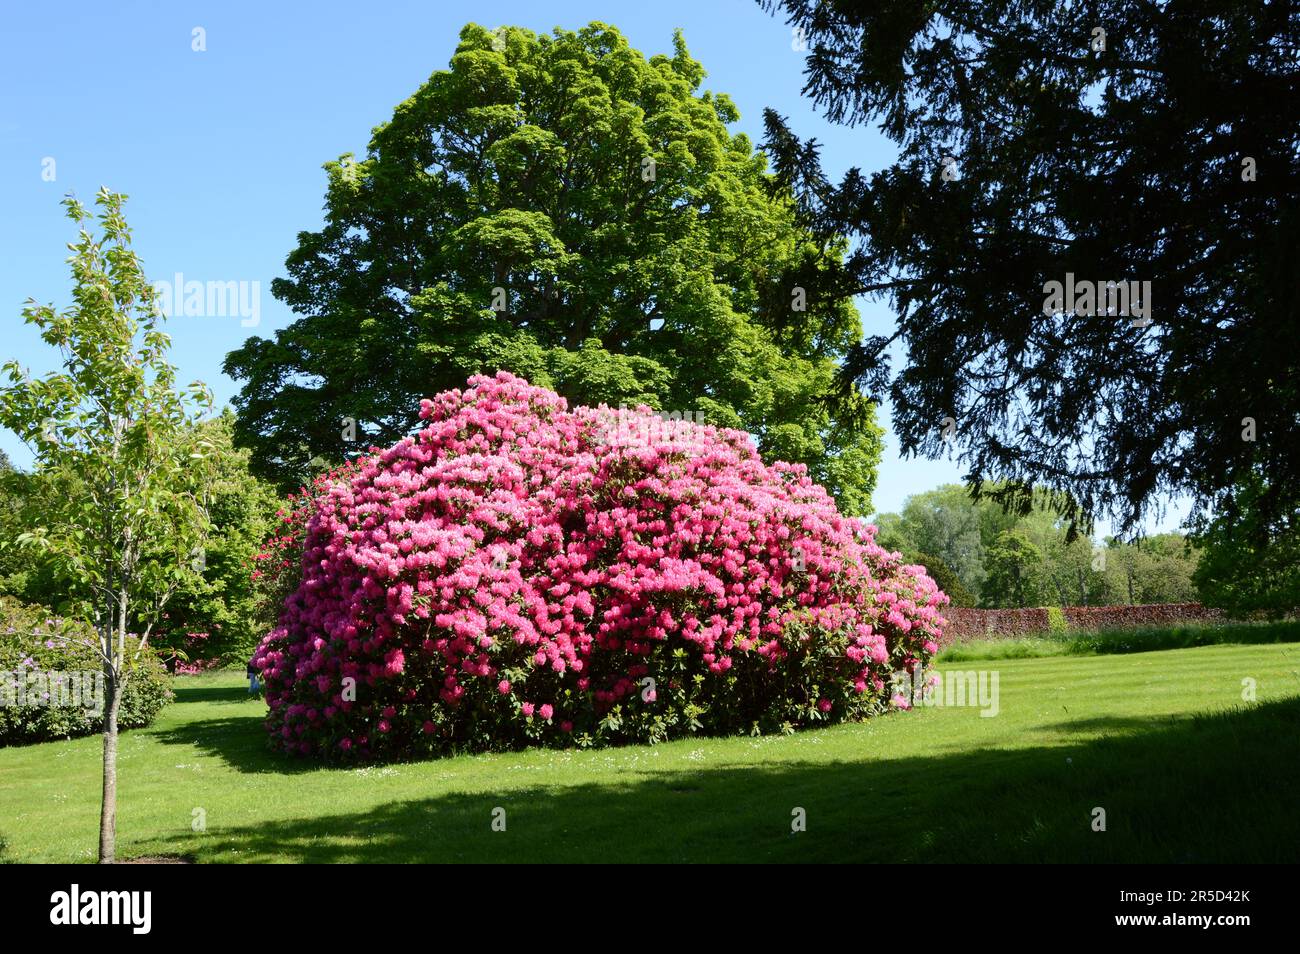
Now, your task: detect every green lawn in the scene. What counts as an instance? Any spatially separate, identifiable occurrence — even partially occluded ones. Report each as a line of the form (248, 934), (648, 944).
(3, 641), (1299, 863)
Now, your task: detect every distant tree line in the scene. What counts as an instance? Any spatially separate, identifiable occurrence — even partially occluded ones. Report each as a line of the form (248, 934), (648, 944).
(874, 485), (1200, 609)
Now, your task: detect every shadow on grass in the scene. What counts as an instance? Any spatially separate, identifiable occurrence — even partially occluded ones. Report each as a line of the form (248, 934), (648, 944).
(146, 696), (1300, 863)
(152, 679), (311, 772)
(152, 681), (303, 773)
(151, 714), (319, 775)
(1043, 714), (1191, 736)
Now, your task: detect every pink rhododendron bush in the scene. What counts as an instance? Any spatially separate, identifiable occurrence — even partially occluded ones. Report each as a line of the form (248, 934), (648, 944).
(254, 372), (948, 761)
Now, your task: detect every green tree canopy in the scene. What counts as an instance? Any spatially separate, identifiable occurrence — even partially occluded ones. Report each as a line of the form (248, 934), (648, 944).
(877, 482), (1200, 608)
(149, 410), (282, 662)
(1191, 477), (1299, 616)
(225, 21), (883, 513)
(1105, 532), (1200, 606)
(982, 530), (1047, 610)
(878, 484), (988, 597)
(761, 0), (1299, 533)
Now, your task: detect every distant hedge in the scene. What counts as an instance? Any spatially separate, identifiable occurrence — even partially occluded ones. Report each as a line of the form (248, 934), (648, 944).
(943, 603), (1226, 643)
(1061, 603), (1224, 632)
(942, 607), (1049, 643)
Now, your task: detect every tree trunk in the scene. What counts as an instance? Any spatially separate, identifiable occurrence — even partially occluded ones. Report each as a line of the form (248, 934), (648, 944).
(98, 673), (122, 864)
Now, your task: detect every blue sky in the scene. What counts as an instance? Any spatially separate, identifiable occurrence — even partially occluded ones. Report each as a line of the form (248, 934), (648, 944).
(0, 0), (1185, 532)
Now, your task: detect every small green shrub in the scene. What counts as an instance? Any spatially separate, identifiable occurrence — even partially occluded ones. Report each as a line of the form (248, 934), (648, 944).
(1045, 606), (1068, 637)
(0, 597), (172, 746)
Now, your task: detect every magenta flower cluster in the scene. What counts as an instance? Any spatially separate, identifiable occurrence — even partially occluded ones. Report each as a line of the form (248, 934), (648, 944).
(255, 372), (948, 760)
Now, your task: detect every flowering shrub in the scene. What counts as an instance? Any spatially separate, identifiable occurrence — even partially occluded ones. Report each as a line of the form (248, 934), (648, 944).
(255, 373), (947, 760)
(158, 630), (218, 674)
(172, 656), (225, 676)
(251, 458), (369, 637)
(0, 597), (172, 746)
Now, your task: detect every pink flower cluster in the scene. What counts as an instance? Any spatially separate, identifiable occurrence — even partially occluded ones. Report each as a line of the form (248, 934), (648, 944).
(255, 372), (947, 759)
(173, 657), (223, 676)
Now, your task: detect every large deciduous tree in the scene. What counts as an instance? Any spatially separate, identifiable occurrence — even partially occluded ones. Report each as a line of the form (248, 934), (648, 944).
(880, 483), (987, 595)
(0, 190), (228, 863)
(982, 530), (1047, 609)
(761, 0), (1299, 532)
(225, 22), (883, 514)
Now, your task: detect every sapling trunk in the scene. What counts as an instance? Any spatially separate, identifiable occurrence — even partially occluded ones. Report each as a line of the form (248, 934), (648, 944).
(98, 666), (122, 864)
